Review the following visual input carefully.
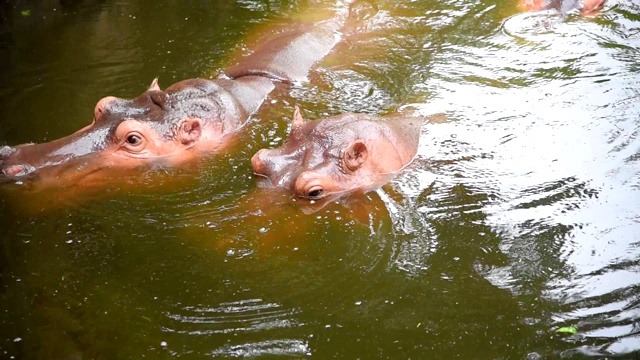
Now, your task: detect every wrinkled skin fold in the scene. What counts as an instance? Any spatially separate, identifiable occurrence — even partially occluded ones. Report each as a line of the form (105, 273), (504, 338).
(251, 107), (424, 201)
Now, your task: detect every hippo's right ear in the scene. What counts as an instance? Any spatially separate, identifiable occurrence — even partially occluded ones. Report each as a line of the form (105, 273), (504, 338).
(178, 118), (202, 145)
(148, 78), (161, 92)
(292, 106), (305, 130)
(343, 140), (368, 172)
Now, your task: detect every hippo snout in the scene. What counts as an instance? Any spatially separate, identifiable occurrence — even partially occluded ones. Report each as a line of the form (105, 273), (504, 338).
(0, 146), (35, 177)
(251, 149), (269, 175)
(2, 164), (34, 177)
(0, 146), (13, 168)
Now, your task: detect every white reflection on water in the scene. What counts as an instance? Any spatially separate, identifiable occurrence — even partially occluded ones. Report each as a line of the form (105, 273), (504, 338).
(395, 5), (640, 355)
(162, 298), (309, 356)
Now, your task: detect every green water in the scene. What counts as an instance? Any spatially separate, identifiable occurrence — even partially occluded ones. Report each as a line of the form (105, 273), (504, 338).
(1, 0), (639, 358)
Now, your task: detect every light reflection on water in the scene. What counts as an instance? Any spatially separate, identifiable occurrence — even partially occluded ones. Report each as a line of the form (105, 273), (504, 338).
(384, 1), (640, 356)
(0, 0), (639, 358)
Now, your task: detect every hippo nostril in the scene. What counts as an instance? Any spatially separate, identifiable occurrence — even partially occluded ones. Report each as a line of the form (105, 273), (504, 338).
(3, 165), (24, 176)
(0, 146), (16, 168)
(2, 164), (35, 177)
(251, 149), (268, 174)
(94, 96), (119, 119)
(0, 145), (15, 158)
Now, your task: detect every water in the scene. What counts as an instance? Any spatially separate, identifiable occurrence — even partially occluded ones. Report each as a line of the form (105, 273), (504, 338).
(1, 0), (639, 358)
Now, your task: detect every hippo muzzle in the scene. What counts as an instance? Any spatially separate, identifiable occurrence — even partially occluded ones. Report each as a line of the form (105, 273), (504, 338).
(0, 145), (36, 179)
(0, 128), (104, 181)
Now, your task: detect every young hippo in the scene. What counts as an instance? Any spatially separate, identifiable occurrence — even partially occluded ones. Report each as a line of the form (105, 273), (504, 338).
(251, 107), (423, 200)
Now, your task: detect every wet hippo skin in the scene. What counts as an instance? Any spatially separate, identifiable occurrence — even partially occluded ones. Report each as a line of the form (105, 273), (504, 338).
(0, 3), (362, 188)
(251, 107), (424, 201)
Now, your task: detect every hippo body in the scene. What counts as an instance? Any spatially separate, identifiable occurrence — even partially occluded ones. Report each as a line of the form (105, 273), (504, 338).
(0, 13), (346, 187)
(1, 76), (274, 179)
(251, 108), (423, 200)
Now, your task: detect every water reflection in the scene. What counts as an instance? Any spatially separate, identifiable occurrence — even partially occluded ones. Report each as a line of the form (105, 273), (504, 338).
(165, 299), (309, 356)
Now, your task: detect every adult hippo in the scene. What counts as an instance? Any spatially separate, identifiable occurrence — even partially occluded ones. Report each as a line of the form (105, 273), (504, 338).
(251, 107), (424, 201)
(0, 2), (373, 189)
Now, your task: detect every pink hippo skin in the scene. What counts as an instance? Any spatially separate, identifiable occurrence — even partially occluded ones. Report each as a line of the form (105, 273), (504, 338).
(0, 2), (373, 191)
(519, 0), (606, 14)
(251, 107), (423, 203)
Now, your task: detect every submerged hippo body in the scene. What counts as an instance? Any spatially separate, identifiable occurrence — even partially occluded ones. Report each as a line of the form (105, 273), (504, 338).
(251, 107), (423, 200)
(0, 10), (348, 188)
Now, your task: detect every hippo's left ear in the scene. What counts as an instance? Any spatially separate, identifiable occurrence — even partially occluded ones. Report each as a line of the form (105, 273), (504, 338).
(292, 106), (305, 130)
(148, 78), (161, 92)
(178, 118), (202, 145)
(343, 140), (368, 172)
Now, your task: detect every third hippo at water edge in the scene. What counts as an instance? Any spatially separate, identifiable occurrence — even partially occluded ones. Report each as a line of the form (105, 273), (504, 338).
(519, 0), (606, 14)
(251, 107), (424, 201)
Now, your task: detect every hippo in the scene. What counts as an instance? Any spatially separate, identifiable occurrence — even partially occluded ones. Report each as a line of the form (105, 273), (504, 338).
(0, 4), (367, 189)
(519, 0), (606, 14)
(0, 76), (277, 181)
(251, 107), (423, 201)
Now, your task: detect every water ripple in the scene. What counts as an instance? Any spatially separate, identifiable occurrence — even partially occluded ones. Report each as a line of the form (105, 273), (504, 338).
(164, 299), (301, 335)
(211, 338), (311, 357)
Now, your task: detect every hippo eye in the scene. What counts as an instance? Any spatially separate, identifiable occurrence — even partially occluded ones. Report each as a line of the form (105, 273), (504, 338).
(307, 187), (324, 198)
(126, 135), (142, 145)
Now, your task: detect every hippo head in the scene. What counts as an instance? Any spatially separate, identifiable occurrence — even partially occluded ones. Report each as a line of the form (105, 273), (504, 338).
(0, 78), (244, 186)
(251, 107), (423, 200)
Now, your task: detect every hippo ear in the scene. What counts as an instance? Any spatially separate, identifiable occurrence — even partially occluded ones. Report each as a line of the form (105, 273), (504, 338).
(292, 106), (305, 130)
(343, 140), (368, 172)
(148, 78), (161, 92)
(178, 118), (202, 145)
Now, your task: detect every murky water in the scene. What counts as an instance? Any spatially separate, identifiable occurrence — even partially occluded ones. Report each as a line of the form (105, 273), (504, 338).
(1, 0), (639, 358)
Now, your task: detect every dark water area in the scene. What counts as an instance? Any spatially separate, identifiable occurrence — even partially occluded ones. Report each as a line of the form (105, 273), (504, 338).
(1, 0), (639, 359)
